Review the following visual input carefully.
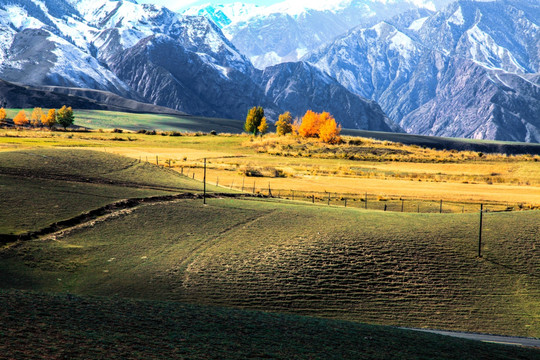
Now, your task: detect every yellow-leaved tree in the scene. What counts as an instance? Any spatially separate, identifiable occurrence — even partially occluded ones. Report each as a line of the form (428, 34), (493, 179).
(13, 110), (28, 127)
(0, 108), (6, 125)
(244, 106), (265, 135)
(276, 111), (293, 136)
(257, 116), (269, 136)
(42, 109), (57, 129)
(30, 107), (45, 127)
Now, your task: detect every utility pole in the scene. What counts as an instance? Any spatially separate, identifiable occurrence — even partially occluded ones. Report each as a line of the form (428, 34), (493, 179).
(478, 204), (484, 258)
(365, 192), (368, 210)
(203, 158), (207, 205)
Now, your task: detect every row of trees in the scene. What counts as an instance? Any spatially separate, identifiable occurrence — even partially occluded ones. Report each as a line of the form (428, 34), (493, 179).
(0, 106), (75, 129)
(244, 107), (341, 144)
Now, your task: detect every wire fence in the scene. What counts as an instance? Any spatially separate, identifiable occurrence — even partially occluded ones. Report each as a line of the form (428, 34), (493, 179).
(148, 157), (533, 214)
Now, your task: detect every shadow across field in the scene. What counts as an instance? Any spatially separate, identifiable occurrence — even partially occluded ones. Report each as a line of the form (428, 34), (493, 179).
(342, 129), (540, 155)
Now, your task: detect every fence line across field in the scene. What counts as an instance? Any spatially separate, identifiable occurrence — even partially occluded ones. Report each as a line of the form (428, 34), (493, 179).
(150, 156), (531, 214)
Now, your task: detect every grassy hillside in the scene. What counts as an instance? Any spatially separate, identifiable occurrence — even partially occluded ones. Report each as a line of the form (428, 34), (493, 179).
(0, 148), (226, 236)
(3, 290), (537, 360)
(1, 196), (538, 337)
(4, 109), (248, 134)
(1, 129), (539, 207)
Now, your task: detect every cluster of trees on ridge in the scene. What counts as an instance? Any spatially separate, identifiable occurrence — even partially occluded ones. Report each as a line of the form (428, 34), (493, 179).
(0, 106), (75, 130)
(245, 107), (342, 144)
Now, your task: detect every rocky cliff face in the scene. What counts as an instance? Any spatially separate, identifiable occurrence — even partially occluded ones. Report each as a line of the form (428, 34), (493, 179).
(110, 34), (279, 120)
(307, 0), (540, 142)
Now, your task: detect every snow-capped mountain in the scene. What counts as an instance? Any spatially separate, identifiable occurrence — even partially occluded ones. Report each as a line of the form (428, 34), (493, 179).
(307, 0), (540, 142)
(184, 0), (454, 69)
(0, 0), (399, 131)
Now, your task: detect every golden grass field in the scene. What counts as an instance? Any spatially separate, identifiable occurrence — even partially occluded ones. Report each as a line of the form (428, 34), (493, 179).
(1, 128), (539, 209)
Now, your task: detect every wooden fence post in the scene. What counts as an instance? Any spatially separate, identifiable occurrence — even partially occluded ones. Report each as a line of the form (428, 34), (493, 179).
(365, 192), (368, 210)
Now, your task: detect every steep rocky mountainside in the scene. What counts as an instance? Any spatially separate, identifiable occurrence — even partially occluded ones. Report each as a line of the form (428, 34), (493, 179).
(255, 62), (401, 132)
(307, 0), (540, 142)
(0, 0), (399, 131)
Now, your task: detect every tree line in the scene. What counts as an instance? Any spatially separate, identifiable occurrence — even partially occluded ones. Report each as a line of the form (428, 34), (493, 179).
(0, 106), (75, 129)
(245, 107), (341, 144)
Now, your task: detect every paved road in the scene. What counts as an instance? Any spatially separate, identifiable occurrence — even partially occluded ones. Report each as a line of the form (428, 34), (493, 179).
(400, 328), (540, 348)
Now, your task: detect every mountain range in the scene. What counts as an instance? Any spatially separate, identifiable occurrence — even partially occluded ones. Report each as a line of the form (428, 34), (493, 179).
(0, 0), (538, 142)
(0, 0), (397, 132)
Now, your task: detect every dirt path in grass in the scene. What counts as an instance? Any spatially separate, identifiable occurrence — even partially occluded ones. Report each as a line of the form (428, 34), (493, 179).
(0, 193), (263, 245)
(401, 328), (540, 348)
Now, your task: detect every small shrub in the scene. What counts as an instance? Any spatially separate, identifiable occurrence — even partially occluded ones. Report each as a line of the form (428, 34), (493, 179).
(137, 129), (147, 134)
(210, 130), (217, 136)
(112, 128), (123, 133)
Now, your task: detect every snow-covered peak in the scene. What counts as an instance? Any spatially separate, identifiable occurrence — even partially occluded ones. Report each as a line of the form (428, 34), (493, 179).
(183, 2), (262, 28)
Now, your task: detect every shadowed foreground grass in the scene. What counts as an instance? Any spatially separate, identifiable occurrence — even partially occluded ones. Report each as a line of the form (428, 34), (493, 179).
(1, 289), (538, 360)
(2, 198), (538, 338)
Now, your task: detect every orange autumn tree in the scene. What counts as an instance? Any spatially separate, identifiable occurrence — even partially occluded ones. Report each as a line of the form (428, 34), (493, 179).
(318, 114), (342, 144)
(13, 110), (29, 127)
(297, 110), (341, 144)
(297, 110), (321, 138)
(42, 109), (57, 129)
(0, 108), (6, 125)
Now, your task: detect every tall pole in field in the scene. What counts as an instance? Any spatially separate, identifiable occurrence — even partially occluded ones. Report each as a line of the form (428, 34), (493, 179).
(203, 158), (207, 205)
(365, 192), (368, 210)
(478, 204), (484, 257)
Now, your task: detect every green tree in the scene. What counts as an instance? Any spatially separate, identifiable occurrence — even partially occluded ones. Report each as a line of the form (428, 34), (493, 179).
(258, 117), (269, 137)
(276, 111), (293, 136)
(57, 106), (74, 130)
(244, 106), (265, 135)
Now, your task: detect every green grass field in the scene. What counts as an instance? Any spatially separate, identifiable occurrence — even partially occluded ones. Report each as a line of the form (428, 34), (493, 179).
(1, 289), (537, 360)
(0, 148), (228, 235)
(1, 131), (539, 357)
(5, 109), (248, 134)
(1, 196), (538, 337)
